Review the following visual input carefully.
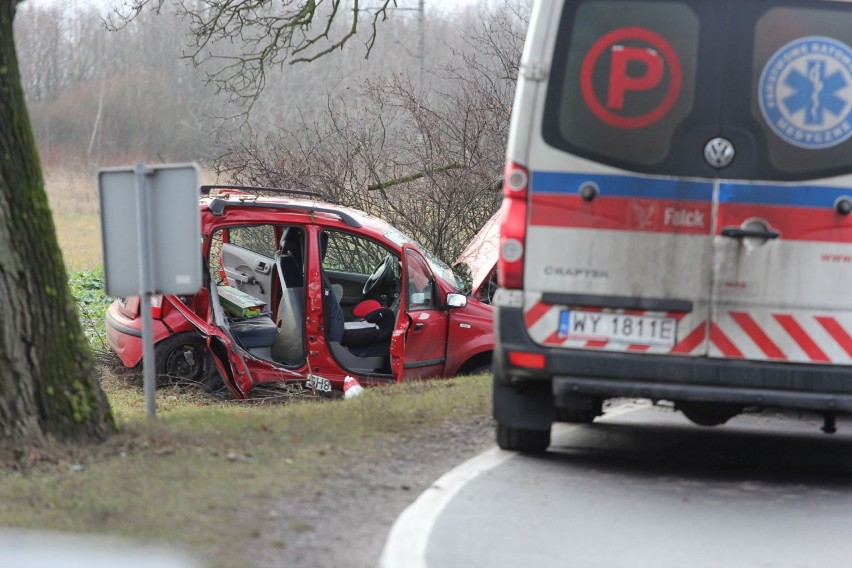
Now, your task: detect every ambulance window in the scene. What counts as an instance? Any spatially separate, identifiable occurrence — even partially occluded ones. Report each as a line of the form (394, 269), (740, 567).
(542, 1), (698, 166)
(752, 6), (852, 176)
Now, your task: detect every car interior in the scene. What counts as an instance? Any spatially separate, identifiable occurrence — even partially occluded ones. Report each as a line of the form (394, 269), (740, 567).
(208, 223), (402, 375)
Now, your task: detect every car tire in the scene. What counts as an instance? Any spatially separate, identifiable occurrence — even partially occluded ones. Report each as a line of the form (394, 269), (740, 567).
(154, 332), (209, 386)
(496, 423), (550, 453)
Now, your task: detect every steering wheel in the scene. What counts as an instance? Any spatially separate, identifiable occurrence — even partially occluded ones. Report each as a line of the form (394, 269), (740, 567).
(362, 255), (396, 296)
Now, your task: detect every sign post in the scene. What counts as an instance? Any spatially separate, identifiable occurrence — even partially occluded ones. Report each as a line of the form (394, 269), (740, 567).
(99, 163), (202, 418)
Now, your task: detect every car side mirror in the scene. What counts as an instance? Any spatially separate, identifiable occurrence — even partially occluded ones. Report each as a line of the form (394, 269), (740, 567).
(446, 293), (467, 308)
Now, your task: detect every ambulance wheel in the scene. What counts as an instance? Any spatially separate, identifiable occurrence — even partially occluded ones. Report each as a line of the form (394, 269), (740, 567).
(496, 423), (550, 453)
(678, 402), (741, 427)
(154, 333), (208, 386)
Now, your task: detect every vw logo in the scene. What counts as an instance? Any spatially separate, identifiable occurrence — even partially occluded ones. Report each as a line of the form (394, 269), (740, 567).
(704, 137), (735, 168)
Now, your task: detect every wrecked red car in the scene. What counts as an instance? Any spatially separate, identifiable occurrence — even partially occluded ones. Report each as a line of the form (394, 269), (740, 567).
(105, 186), (495, 398)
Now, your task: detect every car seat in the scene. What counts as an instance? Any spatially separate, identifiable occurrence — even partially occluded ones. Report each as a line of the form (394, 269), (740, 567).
(341, 299), (395, 360)
(271, 229), (307, 365)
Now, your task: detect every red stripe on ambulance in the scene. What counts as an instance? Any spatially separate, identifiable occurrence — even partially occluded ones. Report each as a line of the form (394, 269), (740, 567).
(730, 312), (786, 360)
(709, 323), (745, 358)
(530, 194), (712, 235)
(524, 301), (551, 329)
(773, 314), (830, 362)
(717, 203), (852, 243)
(815, 316), (852, 358)
(671, 322), (706, 353)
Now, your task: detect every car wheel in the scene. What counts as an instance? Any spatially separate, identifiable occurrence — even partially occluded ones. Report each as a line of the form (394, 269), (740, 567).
(461, 360), (492, 376)
(154, 333), (208, 385)
(496, 423), (550, 453)
(468, 364), (491, 376)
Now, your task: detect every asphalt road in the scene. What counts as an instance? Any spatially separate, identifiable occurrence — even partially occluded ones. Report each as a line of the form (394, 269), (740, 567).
(385, 403), (852, 568)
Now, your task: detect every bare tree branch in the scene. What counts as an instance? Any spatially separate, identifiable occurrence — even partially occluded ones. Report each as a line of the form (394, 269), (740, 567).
(106, 0), (397, 108)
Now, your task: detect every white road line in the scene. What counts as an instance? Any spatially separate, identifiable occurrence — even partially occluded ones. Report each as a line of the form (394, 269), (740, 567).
(378, 447), (514, 568)
(378, 401), (645, 568)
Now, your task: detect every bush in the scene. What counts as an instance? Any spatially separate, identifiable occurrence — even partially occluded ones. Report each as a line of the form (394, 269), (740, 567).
(68, 267), (112, 353)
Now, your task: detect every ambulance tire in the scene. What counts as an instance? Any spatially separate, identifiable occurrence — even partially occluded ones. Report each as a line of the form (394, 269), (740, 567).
(492, 370), (553, 452)
(678, 402), (741, 427)
(496, 422), (551, 453)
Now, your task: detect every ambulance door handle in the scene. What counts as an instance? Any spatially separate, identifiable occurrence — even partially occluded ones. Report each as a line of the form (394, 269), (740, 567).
(720, 227), (780, 240)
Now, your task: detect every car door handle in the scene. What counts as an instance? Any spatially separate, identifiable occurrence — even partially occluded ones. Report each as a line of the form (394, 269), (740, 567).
(414, 322), (424, 331)
(720, 227), (780, 240)
(253, 260), (271, 274)
(224, 268), (254, 283)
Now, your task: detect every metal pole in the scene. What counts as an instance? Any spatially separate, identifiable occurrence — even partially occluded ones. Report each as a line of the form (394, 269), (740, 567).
(134, 162), (157, 418)
(418, 0), (425, 93)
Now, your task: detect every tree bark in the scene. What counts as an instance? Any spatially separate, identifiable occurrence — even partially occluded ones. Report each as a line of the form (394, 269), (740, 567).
(0, 0), (114, 456)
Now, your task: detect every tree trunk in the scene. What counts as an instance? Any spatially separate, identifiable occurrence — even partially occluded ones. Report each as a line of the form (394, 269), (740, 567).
(0, 0), (114, 456)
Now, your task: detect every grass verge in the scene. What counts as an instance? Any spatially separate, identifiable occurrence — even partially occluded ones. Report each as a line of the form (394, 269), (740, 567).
(0, 367), (491, 567)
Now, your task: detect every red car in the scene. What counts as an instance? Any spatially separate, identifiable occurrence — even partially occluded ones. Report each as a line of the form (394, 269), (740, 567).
(106, 186), (496, 398)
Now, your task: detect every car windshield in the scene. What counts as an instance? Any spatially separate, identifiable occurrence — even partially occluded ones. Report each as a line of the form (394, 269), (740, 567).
(383, 227), (462, 290)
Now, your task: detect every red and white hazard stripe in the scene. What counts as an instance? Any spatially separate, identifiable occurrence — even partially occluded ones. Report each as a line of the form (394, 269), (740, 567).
(523, 295), (852, 364)
(710, 311), (852, 363)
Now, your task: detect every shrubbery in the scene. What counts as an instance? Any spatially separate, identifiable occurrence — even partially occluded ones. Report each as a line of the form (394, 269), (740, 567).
(68, 267), (112, 353)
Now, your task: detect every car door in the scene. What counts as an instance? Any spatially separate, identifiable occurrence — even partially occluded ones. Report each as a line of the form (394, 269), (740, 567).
(167, 288), (258, 397)
(390, 246), (449, 380)
(708, 1), (852, 364)
(219, 225), (278, 307)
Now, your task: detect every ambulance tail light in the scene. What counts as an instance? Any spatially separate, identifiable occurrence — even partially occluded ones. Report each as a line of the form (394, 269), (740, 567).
(499, 162), (528, 290)
(508, 350), (545, 370)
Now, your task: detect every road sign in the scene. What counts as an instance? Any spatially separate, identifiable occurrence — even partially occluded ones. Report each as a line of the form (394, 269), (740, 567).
(98, 162), (202, 418)
(99, 163), (201, 297)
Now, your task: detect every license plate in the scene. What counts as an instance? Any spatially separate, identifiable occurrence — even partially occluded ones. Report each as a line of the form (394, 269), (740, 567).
(305, 376), (332, 393)
(558, 310), (677, 347)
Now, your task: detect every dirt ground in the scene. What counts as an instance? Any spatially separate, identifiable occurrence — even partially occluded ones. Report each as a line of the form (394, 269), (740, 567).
(246, 414), (496, 568)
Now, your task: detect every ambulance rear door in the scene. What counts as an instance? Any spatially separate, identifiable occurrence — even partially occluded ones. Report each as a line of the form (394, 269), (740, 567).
(520, 0), (725, 357)
(709, 2), (852, 365)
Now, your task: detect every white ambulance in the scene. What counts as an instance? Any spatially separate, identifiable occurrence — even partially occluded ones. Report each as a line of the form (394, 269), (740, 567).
(494, 0), (852, 451)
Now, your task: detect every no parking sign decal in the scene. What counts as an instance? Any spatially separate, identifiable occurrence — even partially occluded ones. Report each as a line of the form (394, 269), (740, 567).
(580, 26), (682, 129)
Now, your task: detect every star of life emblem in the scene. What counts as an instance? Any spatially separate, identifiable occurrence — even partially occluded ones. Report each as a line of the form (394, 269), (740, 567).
(758, 36), (852, 149)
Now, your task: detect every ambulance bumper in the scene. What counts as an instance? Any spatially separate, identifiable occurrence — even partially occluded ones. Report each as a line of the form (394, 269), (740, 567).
(495, 307), (852, 413)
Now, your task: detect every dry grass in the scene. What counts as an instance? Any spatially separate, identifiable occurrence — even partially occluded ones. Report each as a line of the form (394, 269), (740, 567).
(44, 166), (101, 216)
(0, 362), (492, 567)
(43, 166), (101, 270)
(45, 165), (219, 270)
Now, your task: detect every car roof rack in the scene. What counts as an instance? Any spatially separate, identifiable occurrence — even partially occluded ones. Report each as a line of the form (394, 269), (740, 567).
(200, 184), (322, 199)
(206, 198), (363, 228)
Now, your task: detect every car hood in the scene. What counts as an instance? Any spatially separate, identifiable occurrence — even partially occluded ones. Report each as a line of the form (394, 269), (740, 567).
(454, 210), (499, 296)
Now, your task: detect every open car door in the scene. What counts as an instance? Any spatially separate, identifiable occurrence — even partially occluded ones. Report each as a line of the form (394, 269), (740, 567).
(166, 283), (304, 398)
(166, 288), (256, 397)
(390, 245), (449, 381)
